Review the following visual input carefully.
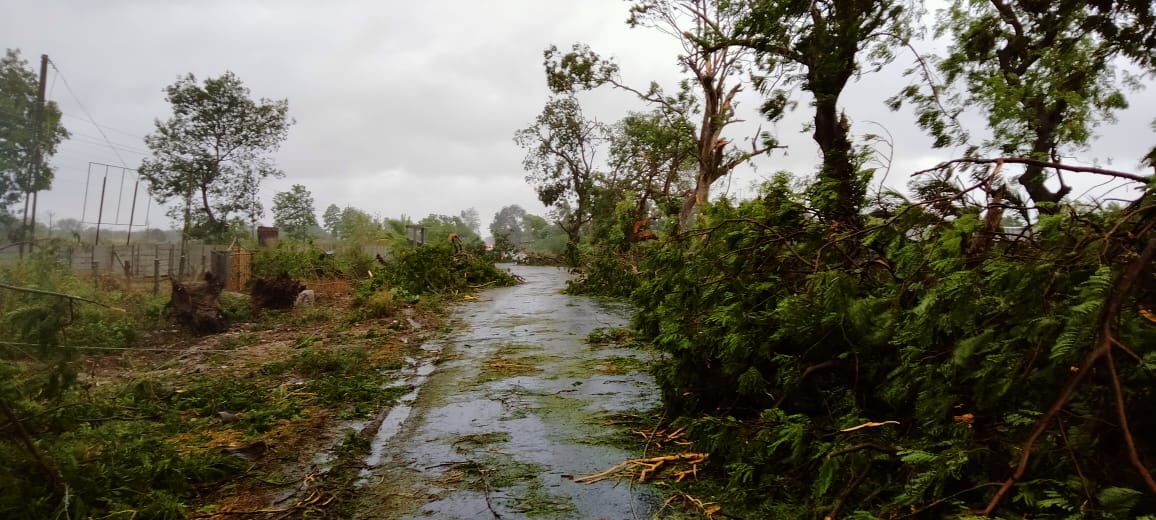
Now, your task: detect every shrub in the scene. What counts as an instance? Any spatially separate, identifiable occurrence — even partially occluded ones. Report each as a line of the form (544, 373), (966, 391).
(360, 289), (399, 319)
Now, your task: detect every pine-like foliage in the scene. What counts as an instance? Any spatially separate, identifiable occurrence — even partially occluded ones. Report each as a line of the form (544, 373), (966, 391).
(632, 172), (1156, 517)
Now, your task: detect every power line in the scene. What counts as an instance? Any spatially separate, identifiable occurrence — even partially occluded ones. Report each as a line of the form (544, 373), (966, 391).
(68, 133), (151, 155)
(47, 59), (129, 168)
(61, 112), (144, 141)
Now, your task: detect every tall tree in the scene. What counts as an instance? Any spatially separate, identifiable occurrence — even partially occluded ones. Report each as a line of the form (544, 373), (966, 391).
(741, 0), (916, 228)
(271, 184), (318, 240)
(336, 206), (379, 242)
(490, 204), (530, 244)
(322, 203), (342, 237)
(458, 207), (481, 237)
(607, 109), (697, 220)
(514, 95), (606, 265)
(545, 0), (778, 227)
(139, 72), (292, 241)
(0, 49), (68, 216)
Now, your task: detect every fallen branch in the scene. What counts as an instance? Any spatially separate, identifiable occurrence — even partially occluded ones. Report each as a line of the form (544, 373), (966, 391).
(574, 453), (709, 484)
(983, 237), (1156, 515)
(1106, 347), (1156, 494)
(839, 420), (900, 433)
(662, 492), (721, 519)
(0, 282), (125, 312)
(479, 468), (502, 519)
(914, 157), (1150, 184)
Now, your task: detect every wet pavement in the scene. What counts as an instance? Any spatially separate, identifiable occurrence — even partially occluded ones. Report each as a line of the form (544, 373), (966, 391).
(355, 265), (662, 519)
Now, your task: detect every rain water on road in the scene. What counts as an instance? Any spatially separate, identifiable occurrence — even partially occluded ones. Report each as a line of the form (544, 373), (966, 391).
(354, 265), (663, 519)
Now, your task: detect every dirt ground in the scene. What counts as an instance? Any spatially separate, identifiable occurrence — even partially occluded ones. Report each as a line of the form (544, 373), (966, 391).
(75, 277), (448, 519)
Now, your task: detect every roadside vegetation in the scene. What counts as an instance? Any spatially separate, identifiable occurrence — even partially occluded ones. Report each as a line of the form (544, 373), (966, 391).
(0, 232), (516, 519)
(514, 0), (1156, 518)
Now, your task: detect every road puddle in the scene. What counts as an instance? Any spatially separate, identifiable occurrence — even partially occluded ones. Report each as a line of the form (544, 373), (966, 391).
(354, 265), (662, 519)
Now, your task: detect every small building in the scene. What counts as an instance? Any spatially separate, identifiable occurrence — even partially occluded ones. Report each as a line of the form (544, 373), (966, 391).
(257, 226), (279, 248)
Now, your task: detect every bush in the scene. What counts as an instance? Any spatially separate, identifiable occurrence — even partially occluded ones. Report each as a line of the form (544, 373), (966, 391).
(360, 242), (517, 297)
(360, 289), (399, 319)
(251, 241), (374, 281)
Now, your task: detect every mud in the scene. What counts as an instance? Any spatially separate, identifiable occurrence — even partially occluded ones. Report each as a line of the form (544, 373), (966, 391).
(353, 265), (661, 519)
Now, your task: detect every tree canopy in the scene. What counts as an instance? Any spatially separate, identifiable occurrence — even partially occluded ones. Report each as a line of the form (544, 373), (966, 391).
(139, 71), (292, 241)
(271, 183), (318, 240)
(0, 49), (68, 218)
(514, 95), (606, 265)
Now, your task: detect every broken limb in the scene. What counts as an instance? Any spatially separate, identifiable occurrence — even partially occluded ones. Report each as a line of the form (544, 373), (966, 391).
(574, 453), (709, 484)
(0, 282), (125, 311)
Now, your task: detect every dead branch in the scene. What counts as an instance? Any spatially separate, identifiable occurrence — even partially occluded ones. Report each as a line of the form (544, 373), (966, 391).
(899, 483), (1002, 519)
(662, 491), (722, 519)
(0, 282), (125, 311)
(574, 453), (709, 484)
(839, 421), (900, 433)
(914, 157), (1150, 184)
(0, 399), (65, 501)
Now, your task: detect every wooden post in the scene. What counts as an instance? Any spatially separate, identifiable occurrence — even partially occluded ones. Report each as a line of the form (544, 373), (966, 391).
(153, 259), (160, 296)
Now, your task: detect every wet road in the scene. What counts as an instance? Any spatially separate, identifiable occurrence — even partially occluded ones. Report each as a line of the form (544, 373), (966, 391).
(355, 265), (662, 519)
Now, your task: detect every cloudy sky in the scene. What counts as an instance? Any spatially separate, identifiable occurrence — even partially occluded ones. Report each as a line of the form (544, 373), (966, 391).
(4, 0), (1154, 237)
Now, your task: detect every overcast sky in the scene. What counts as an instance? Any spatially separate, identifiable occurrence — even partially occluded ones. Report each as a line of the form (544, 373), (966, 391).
(4, 0), (1154, 237)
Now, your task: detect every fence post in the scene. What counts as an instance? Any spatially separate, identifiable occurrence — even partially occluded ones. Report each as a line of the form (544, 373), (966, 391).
(153, 259), (160, 296)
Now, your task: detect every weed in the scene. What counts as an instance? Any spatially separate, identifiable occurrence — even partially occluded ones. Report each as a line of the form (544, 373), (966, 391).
(298, 306), (335, 324)
(360, 289), (399, 319)
(292, 335), (317, 349)
(219, 331), (259, 350)
(586, 355), (647, 375)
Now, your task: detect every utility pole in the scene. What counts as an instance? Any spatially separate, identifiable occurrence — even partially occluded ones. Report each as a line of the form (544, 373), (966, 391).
(19, 54), (48, 259)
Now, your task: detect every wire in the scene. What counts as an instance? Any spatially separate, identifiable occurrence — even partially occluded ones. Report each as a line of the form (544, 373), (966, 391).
(61, 112), (144, 141)
(68, 134), (150, 155)
(47, 59), (129, 168)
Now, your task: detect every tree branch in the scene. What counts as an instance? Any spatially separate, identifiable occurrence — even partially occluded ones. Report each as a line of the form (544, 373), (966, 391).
(1106, 347), (1156, 494)
(915, 157), (1150, 184)
(983, 236), (1156, 515)
(0, 282), (125, 311)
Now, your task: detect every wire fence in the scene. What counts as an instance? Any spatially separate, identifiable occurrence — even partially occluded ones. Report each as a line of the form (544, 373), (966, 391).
(0, 240), (391, 281)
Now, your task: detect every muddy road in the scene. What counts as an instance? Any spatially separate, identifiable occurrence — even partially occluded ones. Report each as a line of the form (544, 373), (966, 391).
(351, 265), (663, 519)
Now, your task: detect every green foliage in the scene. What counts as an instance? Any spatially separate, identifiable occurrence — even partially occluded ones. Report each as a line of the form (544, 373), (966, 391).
(359, 288), (399, 319)
(251, 241), (370, 281)
(1, 48), (69, 214)
(631, 174), (1156, 517)
(271, 183), (319, 240)
(514, 95), (606, 265)
(218, 291), (253, 322)
(139, 71), (292, 240)
(360, 241), (517, 297)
